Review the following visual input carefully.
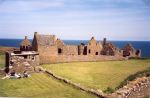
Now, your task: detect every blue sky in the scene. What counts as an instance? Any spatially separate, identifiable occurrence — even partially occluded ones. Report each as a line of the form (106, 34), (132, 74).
(0, 0), (150, 40)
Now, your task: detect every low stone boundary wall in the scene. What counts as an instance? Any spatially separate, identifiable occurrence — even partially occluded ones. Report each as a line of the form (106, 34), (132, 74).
(109, 76), (150, 98)
(39, 67), (105, 98)
(39, 67), (150, 98)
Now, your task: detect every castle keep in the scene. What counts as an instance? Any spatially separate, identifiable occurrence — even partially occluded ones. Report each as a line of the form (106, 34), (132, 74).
(5, 32), (141, 73)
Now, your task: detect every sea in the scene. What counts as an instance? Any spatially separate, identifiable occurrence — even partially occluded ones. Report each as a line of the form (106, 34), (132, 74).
(0, 39), (150, 58)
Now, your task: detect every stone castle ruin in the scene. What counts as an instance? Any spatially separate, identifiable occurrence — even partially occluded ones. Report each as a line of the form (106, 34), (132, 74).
(32, 32), (141, 64)
(5, 36), (39, 74)
(5, 32), (141, 73)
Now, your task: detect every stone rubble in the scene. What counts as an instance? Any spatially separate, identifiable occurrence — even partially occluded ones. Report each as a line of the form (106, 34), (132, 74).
(109, 76), (150, 98)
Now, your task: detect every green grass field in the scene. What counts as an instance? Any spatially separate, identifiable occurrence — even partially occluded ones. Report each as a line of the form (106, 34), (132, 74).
(0, 53), (150, 97)
(0, 73), (97, 98)
(43, 59), (150, 91)
(0, 54), (97, 98)
(0, 54), (5, 68)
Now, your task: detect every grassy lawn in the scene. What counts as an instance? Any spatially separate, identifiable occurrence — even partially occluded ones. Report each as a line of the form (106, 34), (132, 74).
(0, 52), (150, 97)
(0, 73), (97, 98)
(0, 54), (5, 68)
(43, 59), (150, 91)
(0, 53), (97, 98)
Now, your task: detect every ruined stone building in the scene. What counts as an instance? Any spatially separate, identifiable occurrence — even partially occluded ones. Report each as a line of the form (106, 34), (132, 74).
(122, 43), (141, 57)
(5, 32), (141, 73)
(31, 32), (141, 64)
(5, 36), (39, 74)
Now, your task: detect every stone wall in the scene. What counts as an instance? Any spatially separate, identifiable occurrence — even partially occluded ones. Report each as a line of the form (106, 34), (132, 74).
(8, 55), (39, 73)
(5, 50), (39, 74)
(38, 43), (125, 64)
(37, 39), (124, 64)
(31, 32), (141, 64)
(40, 68), (105, 98)
(0, 69), (5, 75)
(87, 37), (103, 55)
(62, 45), (78, 55)
(40, 55), (124, 64)
(78, 44), (87, 55)
(109, 76), (150, 98)
(38, 46), (58, 64)
(122, 44), (141, 58)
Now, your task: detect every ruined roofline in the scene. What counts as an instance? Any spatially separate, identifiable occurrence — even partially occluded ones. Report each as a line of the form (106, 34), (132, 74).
(34, 32), (104, 41)
(34, 32), (56, 37)
(122, 43), (136, 51)
(33, 32), (108, 46)
(20, 36), (31, 46)
(31, 33), (138, 54)
(34, 32), (57, 42)
(33, 32), (57, 46)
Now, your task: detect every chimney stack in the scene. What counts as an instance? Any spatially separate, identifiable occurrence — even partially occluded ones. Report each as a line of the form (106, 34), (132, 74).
(103, 38), (107, 46)
(25, 36), (28, 40)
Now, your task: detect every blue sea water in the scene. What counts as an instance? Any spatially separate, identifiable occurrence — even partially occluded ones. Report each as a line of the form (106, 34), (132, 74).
(0, 39), (150, 58)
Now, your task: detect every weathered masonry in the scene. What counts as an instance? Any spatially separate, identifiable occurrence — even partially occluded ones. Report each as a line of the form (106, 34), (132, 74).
(5, 36), (39, 74)
(5, 32), (141, 73)
(32, 32), (141, 64)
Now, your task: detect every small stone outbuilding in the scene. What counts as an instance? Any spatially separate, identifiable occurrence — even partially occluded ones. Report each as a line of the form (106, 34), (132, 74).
(5, 36), (39, 74)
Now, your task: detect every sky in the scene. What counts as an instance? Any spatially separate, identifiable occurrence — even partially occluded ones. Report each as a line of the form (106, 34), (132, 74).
(0, 0), (150, 41)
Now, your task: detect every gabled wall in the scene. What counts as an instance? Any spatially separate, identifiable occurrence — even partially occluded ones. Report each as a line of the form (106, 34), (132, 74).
(30, 32), (142, 64)
(87, 37), (102, 55)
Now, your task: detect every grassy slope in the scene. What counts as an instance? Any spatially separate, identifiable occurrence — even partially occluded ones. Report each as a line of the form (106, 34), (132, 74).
(0, 46), (18, 68)
(43, 59), (150, 91)
(0, 50), (150, 97)
(0, 73), (97, 98)
(0, 46), (18, 53)
(0, 54), (5, 68)
(0, 54), (96, 98)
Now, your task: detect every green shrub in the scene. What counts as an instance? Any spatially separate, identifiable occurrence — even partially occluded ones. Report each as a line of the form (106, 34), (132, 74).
(115, 67), (150, 90)
(103, 87), (114, 93)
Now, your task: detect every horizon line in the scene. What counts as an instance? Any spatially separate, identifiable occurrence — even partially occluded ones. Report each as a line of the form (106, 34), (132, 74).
(0, 37), (150, 42)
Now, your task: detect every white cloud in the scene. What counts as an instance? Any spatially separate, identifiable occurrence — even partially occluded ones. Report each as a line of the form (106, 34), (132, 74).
(0, 0), (64, 13)
(0, 0), (150, 40)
